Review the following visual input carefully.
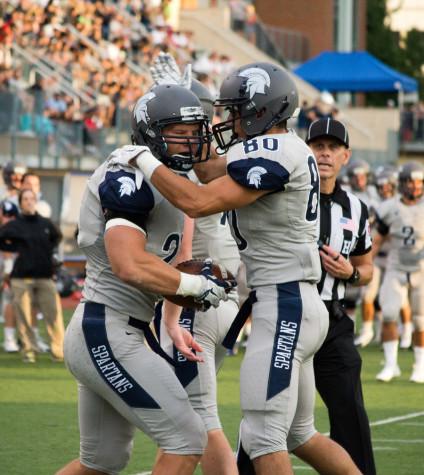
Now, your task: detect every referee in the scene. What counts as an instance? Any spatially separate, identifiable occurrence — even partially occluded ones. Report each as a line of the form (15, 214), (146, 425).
(307, 118), (376, 475)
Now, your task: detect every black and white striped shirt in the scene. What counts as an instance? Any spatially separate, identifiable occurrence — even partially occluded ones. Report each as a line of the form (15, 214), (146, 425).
(318, 182), (372, 301)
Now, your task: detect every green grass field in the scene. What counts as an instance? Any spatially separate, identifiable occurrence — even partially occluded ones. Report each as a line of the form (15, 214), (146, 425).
(1, 309), (423, 475)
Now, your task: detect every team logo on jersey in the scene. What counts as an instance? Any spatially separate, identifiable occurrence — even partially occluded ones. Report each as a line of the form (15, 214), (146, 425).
(117, 176), (136, 197)
(134, 91), (156, 124)
(238, 68), (271, 99)
(247, 166), (267, 188)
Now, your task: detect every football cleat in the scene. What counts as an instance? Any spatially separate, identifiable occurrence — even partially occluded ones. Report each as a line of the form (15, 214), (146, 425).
(376, 365), (401, 382)
(4, 339), (19, 352)
(410, 365), (424, 384)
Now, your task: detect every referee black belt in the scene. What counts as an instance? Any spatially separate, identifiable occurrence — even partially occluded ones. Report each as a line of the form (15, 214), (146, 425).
(128, 317), (178, 367)
(323, 300), (347, 321)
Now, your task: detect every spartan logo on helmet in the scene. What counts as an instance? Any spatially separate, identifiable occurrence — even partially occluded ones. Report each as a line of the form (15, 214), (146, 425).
(134, 92), (156, 126)
(238, 68), (271, 100)
(117, 176), (136, 197)
(247, 166), (267, 188)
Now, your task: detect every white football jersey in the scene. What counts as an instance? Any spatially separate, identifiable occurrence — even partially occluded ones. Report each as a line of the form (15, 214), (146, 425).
(78, 159), (184, 321)
(225, 130), (321, 288)
(376, 196), (424, 272)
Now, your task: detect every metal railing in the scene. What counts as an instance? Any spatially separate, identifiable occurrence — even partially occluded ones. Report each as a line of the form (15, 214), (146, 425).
(0, 91), (132, 168)
(12, 43), (95, 107)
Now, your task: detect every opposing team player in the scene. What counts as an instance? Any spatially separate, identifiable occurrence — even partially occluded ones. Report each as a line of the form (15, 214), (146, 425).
(56, 84), (236, 475)
(374, 161), (424, 383)
(112, 62), (361, 474)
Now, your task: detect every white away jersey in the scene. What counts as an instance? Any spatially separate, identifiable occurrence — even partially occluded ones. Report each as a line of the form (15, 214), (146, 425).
(376, 196), (424, 273)
(226, 130), (321, 288)
(78, 160), (184, 321)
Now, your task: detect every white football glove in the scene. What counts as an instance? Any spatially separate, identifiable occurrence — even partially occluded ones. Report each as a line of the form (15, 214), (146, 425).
(150, 52), (192, 89)
(107, 145), (152, 189)
(194, 259), (237, 311)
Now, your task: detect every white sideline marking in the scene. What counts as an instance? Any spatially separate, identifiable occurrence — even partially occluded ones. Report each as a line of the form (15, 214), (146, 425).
(369, 411), (424, 427)
(292, 466), (313, 471)
(373, 439), (424, 443)
(324, 411), (424, 436)
(400, 422), (424, 426)
(373, 447), (397, 451)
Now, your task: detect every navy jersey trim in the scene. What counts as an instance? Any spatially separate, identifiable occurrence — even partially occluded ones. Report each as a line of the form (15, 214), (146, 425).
(82, 301), (160, 409)
(99, 170), (154, 219)
(227, 157), (289, 191)
(267, 282), (302, 400)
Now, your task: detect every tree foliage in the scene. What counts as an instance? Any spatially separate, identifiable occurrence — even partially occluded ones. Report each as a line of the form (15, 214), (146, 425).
(367, 0), (424, 103)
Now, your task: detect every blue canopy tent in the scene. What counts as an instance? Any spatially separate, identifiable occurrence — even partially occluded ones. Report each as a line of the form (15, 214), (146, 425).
(293, 51), (418, 93)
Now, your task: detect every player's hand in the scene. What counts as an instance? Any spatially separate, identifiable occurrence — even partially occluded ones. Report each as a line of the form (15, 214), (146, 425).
(194, 259), (237, 311)
(166, 324), (204, 362)
(319, 244), (354, 280)
(150, 52), (192, 89)
(107, 145), (153, 188)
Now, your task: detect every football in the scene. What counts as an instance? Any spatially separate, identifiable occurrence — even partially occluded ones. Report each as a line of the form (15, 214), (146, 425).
(163, 259), (235, 309)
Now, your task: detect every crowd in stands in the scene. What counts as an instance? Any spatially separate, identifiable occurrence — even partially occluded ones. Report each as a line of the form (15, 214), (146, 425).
(0, 0), (236, 156)
(296, 91), (340, 139)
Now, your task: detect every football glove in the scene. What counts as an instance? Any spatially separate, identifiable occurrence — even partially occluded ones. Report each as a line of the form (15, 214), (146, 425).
(107, 145), (153, 189)
(150, 52), (192, 89)
(194, 259), (237, 311)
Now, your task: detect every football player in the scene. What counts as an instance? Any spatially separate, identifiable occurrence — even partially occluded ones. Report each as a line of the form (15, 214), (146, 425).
(150, 57), (240, 474)
(343, 158), (380, 319)
(113, 62), (361, 474)
(56, 85), (236, 475)
(354, 165), (406, 347)
(373, 161), (424, 383)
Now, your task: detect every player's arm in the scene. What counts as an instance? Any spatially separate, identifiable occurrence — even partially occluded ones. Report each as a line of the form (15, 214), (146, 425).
(193, 148), (227, 183)
(372, 212), (390, 258)
(371, 231), (387, 258)
(174, 214), (194, 264)
(105, 224), (183, 295)
(153, 167), (268, 217)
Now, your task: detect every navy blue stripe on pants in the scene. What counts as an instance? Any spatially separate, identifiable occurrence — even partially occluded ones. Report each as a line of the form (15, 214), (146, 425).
(267, 282), (302, 401)
(82, 301), (160, 409)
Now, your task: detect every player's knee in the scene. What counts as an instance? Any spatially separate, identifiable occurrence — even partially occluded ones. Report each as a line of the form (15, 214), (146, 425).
(287, 428), (316, 452)
(414, 315), (424, 331)
(80, 439), (133, 474)
(163, 415), (207, 454)
(382, 311), (398, 323)
(241, 411), (287, 458)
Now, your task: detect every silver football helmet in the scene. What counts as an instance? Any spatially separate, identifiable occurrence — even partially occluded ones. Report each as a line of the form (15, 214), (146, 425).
(131, 84), (212, 172)
(213, 62), (298, 153)
(398, 161), (424, 201)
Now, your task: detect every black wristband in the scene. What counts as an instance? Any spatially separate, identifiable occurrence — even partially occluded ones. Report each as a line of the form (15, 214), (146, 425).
(346, 267), (360, 284)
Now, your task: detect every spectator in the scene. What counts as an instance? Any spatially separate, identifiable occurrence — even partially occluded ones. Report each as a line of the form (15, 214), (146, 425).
(1, 161), (27, 206)
(244, 2), (257, 44)
(21, 172), (52, 218)
(0, 189), (64, 363)
(229, 0), (247, 36)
